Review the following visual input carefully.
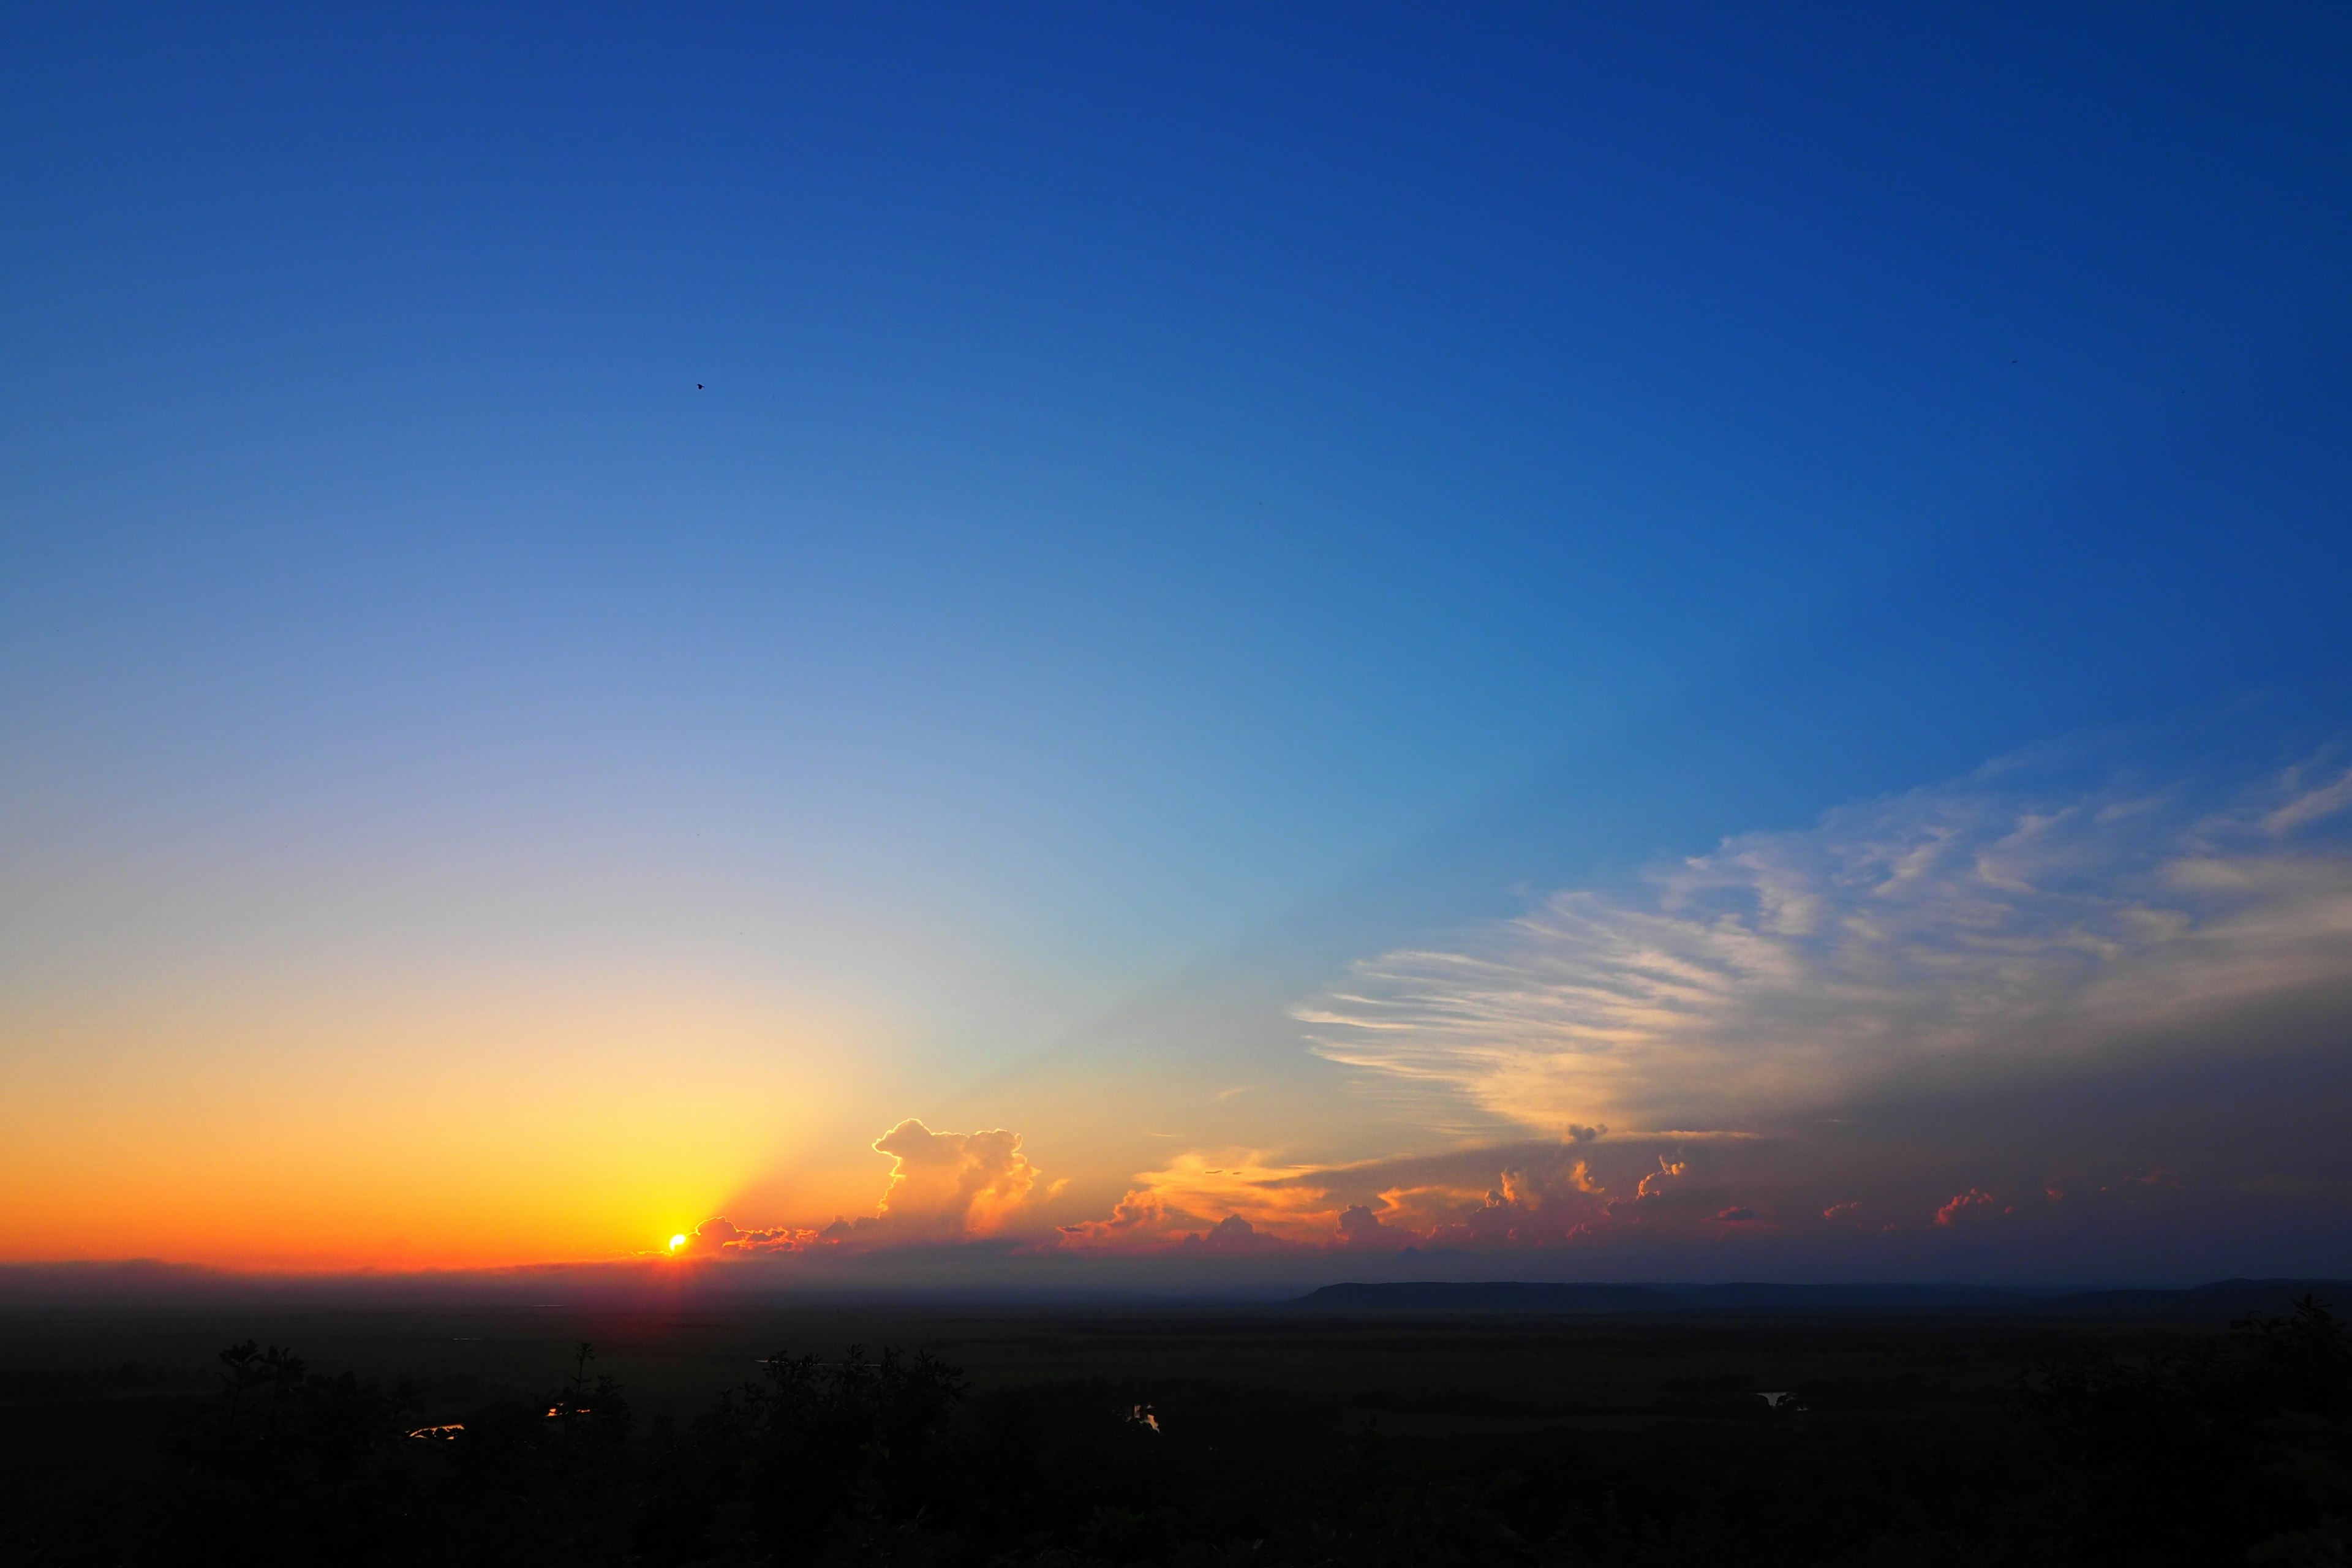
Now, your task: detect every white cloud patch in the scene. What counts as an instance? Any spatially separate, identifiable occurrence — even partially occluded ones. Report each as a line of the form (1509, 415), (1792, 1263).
(687, 1120), (1060, 1258)
(869, 1118), (1049, 1238)
(1298, 753), (2352, 1140)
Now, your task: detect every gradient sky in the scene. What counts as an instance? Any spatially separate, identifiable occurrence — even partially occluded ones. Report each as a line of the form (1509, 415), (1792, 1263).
(4, 5), (2350, 1286)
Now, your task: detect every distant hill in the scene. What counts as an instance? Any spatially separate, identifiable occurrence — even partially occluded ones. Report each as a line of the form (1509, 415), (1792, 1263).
(2037, 1278), (2352, 1319)
(1667, 1283), (2035, 1311)
(1300, 1282), (1687, 1311)
(1295, 1278), (2352, 1317)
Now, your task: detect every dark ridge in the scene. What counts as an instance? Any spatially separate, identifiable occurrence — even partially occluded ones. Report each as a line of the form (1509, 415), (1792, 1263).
(1298, 1278), (2352, 1316)
(0, 1362), (206, 1404)
(1667, 1283), (2038, 1310)
(1297, 1282), (1686, 1311)
(2038, 1278), (2352, 1318)
(1295, 1281), (2032, 1312)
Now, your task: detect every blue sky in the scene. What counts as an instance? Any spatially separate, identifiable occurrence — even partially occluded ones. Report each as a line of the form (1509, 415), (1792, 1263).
(3, 5), (2349, 1280)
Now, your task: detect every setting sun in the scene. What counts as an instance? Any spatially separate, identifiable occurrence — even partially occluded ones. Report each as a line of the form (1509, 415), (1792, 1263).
(668, 1234), (687, 1252)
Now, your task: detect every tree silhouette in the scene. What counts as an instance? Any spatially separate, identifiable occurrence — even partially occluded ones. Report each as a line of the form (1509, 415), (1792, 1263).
(161, 1340), (421, 1564)
(19, 1311), (2345, 1565)
(2016, 1295), (2351, 1564)
(733, 1343), (968, 1562)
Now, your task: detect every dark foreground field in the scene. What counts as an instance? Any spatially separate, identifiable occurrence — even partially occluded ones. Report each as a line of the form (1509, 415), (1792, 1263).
(3, 1286), (2346, 1566)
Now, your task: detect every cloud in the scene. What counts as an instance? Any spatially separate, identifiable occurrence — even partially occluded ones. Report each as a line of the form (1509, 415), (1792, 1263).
(1053, 1136), (1713, 1256)
(1177, 1214), (1297, 1256)
(685, 1120), (1057, 1259)
(1498, 1146), (1601, 1207)
(670, 744), (2352, 1282)
(1055, 1149), (1353, 1250)
(1054, 1187), (1169, 1247)
(1933, 1189), (1995, 1227)
(1297, 751), (2352, 1142)
(2263, 761), (2352, 835)
(677, 1216), (821, 1256)
(867, 1119), (1049, 1238)
(1635, 1155), (1687, 1200)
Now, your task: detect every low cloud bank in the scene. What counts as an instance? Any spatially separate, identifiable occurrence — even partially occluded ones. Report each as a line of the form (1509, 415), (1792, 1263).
(1054, 1137), (1667, 1255)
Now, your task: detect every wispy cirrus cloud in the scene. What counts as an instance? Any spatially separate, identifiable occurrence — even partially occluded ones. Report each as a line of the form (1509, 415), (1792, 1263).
(1296, 750), (2352, 1141)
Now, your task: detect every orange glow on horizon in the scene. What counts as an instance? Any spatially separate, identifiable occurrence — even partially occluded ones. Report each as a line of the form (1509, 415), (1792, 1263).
(0, 984), (897, 1270)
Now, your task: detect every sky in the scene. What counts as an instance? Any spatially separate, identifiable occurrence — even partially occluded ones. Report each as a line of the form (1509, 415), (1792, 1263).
(3, 4), (2349, 1291)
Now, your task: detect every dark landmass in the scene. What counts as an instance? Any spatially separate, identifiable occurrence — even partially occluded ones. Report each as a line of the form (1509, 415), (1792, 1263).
(1297, 1281), (2032, 1313)
(2, 1281), (2345, 1564)
(2035, 1277), (2352, 1317)
(1297, 1276), (2352, 1316)
(1299, 1281), (1688, 1311)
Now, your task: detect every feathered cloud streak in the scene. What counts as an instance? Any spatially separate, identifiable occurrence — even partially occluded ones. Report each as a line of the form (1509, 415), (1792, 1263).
(1295, 754), (2352, 1140)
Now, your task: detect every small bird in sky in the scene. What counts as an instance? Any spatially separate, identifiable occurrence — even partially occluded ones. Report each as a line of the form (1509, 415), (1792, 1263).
(697, 382), (704, 389)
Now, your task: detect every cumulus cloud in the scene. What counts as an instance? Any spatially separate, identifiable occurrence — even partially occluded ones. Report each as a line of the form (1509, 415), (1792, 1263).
(1498, 1146), (1600, 1207)
(1055, 1148), (1355, 1251)
(681, 1120), (1058, 1260)
(676, 1216), (821, 1256)
(1054, 1188), (1169, 1247)
(1052, 1136), (1717, 1256)
(1297, 752), (2352, 1141)
(1635, 1155), (1687, 1200)
(1177, 1214), (1297, 1255)
(867, 1118), (1052, 1238)
(1933, 1189), (1996, 1227)
(846, 1123), (1068, 1241)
